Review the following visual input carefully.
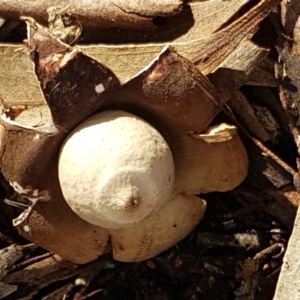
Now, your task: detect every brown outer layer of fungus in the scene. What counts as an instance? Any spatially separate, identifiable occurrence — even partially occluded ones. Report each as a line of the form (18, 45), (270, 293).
(0, 18), (248, 263)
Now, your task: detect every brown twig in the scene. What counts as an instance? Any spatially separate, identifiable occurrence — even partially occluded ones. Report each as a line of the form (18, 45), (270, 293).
(73, 288), (103, 300)
(9, 252), (54, 272)
(253, 242), (285, 260)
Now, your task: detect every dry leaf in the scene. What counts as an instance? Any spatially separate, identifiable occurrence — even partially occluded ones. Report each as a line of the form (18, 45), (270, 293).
(0, 0), (183, 29)
(87, 0), (250, 44)
(0, 0), (281, 128)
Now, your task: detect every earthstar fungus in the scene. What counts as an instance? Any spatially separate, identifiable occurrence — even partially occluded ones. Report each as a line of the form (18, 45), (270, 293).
(0, 18), (248, 263)
(59, 110), (176, 229)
